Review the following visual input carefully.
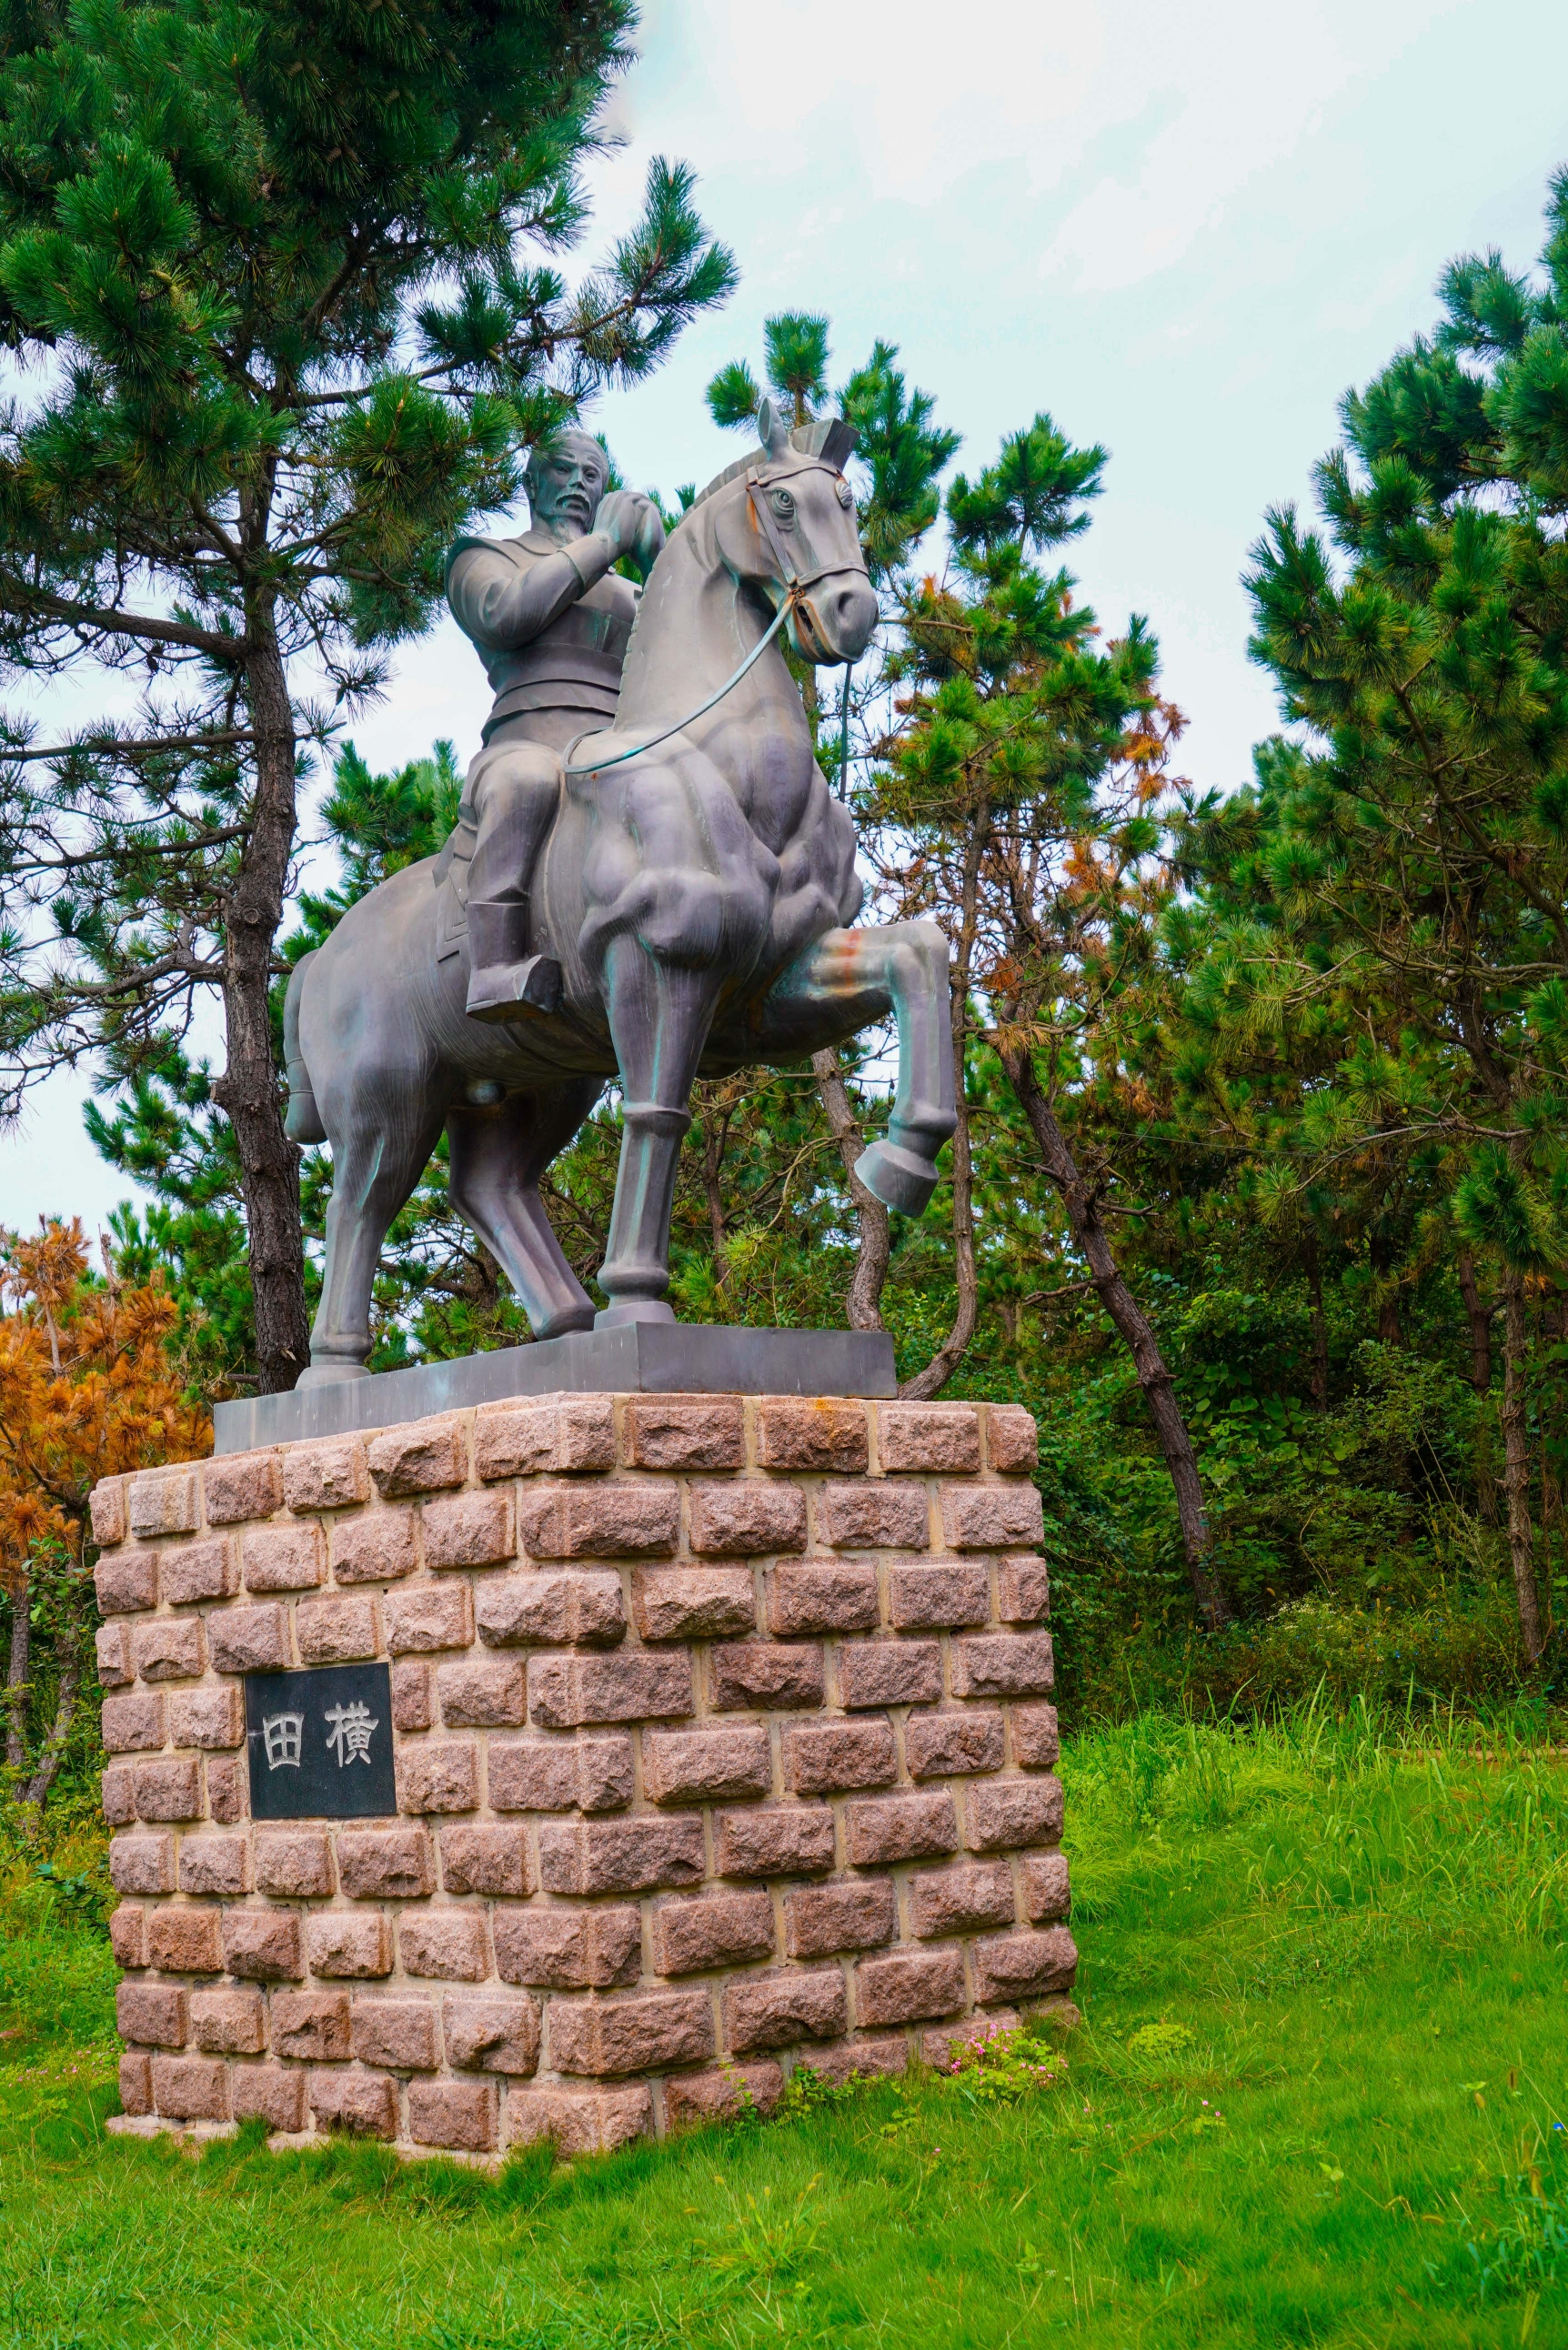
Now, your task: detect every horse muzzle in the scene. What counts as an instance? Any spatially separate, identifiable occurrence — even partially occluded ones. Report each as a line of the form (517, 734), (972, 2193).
(789, 572), (879, 667)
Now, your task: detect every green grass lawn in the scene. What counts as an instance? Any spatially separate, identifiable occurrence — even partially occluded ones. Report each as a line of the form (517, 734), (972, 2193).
(4, 1707), (1568, 2348)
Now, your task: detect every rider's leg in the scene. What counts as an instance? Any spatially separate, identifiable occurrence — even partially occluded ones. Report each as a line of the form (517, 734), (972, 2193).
(751, 923), (956, 1215)
(463, 739), (564, 1021)
(447, 1080), (602, 1338)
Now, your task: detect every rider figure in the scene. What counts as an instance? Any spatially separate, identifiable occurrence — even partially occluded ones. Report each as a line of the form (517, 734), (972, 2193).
(446, 430), (663, 1020)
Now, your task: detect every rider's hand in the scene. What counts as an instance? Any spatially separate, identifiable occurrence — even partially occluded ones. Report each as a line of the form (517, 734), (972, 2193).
(593, 488), (652, 558)
(632, 500), (666, 572)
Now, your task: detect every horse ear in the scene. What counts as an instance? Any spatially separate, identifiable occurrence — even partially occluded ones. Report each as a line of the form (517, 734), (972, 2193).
(819, 417), (857, 472)
(757, 397), (790, 460)
(787, 416), (859, 470)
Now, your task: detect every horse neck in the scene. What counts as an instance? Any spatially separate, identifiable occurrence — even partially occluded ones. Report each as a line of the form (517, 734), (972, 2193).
(615, 501), (811, 759)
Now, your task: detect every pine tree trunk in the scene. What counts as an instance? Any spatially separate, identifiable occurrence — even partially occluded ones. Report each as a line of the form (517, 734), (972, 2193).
(998, 1044), (1231, 1631)
(212, 612), (310, 1394)
(1456, 1250), (1493, 1392)
(1456, 1248), (1499, 1524)
(811, 1049), (890, 1331)
(5, 1575), (28, 1771)
(1501, 1270), (1544, 1665)
(1371, 1234), (1403, 1346)
(1540, 1290), (1565, 1601)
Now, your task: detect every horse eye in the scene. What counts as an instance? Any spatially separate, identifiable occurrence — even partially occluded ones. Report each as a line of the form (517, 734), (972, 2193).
(836, 477), (853, 508)
(770, 489), (795, 519)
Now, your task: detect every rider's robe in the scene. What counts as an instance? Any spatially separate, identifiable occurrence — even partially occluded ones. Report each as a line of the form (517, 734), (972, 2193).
(446, 527), (640, 754)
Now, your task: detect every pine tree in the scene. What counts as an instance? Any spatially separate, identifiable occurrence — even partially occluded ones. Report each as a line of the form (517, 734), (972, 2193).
(0, 0), (735, 1391)
(839, 342), (961, 589)
(1191, 165), (1568, 1661)
(89, 1050), (256, 1395)
(707, 312), (830, 432)
(868, 415), (1230, 1625)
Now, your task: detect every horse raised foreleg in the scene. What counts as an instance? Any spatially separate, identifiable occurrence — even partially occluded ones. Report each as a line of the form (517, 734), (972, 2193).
(755, 921), (956, 1215)
(597, 937), (724, 1324)
(301, 1095), (447, 1384)
(447, 1080), (602, 1340)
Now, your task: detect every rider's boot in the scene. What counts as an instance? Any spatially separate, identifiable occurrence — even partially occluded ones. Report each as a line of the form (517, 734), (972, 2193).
(462, 754), (564, 1023)
(466, 899), (564, 1022)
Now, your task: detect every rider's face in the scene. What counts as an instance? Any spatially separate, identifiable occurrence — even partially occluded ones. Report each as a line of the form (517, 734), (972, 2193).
(529, 439), (607, 536)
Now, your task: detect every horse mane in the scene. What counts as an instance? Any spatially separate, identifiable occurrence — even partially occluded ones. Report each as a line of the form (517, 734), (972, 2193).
(686, 446), (760, 514)
(688, 417), (857, 512)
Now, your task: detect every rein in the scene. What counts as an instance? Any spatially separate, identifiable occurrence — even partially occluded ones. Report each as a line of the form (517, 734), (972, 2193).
(562, 464), (868, 779)
(562, 594), (791, 778)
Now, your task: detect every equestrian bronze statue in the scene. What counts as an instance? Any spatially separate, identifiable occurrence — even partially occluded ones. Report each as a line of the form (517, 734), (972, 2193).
(283, 400), (956, 1384)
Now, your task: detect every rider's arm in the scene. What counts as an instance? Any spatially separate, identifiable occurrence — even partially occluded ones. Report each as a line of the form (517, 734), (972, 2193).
(447, 534), (618, 650)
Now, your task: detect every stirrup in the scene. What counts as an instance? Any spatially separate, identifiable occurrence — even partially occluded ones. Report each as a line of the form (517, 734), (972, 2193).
(466, 954), (563, 1022)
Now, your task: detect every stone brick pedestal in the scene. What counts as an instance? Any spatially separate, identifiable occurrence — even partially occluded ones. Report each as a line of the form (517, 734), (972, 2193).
(91, 1391), (1074, 2159)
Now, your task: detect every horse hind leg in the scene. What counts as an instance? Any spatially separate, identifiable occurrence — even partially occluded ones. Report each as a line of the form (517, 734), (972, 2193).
(283, 949), (326, 1145)
(753, 921), (956, 1215)
(447, 1080), (601, 1340)
(302, 1091), (446, 1385)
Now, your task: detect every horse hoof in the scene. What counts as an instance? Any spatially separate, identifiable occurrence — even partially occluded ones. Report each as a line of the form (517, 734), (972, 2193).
(297, 1359), (372, 1388)
(284, 1080), (327, 1146)
(854, 1139), (940, 1218)
(594, 1301), (678, 1328)
(535, 1304), (597, 1340)
(467, 955), (563, 1022)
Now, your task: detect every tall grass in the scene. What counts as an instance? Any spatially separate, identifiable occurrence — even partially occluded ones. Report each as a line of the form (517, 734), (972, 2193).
(0, 1702), (1565, 2345)
(0, 1784), (116, 2052)
(1070, 1690), (1568, 1943)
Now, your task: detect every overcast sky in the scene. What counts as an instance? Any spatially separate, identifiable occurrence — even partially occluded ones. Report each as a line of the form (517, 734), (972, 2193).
(5, 0), (1568, 1238)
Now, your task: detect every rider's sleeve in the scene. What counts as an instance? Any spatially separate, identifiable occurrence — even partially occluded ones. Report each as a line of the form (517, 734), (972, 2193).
(447, 533), (618, 649)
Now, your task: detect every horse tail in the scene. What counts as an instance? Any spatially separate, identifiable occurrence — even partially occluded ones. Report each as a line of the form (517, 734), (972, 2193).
(282, 950), (327, 1145)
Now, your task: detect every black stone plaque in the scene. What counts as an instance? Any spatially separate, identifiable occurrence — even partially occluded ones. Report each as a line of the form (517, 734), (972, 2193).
(245, 1662), (396, 1820)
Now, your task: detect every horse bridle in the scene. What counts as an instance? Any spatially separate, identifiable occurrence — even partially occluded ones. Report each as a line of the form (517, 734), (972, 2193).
(744, 459), (868, 601)
(563, 461), (869, 778)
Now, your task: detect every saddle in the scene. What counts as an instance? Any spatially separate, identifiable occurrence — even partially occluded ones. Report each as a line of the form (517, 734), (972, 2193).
(432, 814), (477, 962)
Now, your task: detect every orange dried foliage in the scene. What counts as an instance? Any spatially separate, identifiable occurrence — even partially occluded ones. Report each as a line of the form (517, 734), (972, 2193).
(1063, 839), (1115, 900)
(0, 1220), (209, 1590)
(1116, 697), (1190, 805)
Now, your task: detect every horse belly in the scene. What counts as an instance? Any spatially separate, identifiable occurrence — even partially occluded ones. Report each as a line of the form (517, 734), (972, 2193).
(301, 858), (615, 1120)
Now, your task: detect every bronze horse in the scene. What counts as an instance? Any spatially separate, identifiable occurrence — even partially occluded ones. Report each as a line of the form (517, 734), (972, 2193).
(284, 402), (955, 1384)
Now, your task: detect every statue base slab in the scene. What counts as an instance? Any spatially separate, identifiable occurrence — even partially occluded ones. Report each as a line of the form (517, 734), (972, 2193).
(215, 1326), (897, 1456)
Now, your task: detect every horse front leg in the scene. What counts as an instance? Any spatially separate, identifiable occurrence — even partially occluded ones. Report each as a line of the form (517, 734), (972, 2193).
(755, 921), (956, 1215)
(598, 937), (724, 1324)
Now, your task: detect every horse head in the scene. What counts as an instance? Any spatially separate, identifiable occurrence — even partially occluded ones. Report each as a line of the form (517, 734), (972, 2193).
(711, 397), (879, 668)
